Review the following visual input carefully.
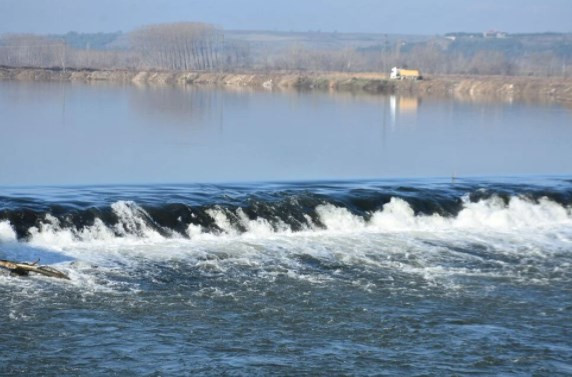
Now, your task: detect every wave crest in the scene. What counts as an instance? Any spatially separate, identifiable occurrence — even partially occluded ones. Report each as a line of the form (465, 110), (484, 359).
(0, 194), (568, 249)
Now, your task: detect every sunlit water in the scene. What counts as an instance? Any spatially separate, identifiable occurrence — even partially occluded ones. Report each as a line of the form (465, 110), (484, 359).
(0, 82), (571, 376)
(0, 81), (571, 185)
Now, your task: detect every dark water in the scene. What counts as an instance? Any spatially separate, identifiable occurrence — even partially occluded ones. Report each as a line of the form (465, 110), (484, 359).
(1, 179), (572, 376)
(1, 82), (571, 375)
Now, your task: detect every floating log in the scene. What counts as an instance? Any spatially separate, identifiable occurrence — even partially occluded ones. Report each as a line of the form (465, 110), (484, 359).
(0, 259), (70, 280)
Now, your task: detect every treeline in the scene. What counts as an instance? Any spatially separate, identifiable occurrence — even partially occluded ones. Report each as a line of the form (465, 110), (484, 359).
(0, 34), (138, 70)
(0, 22), (250, 71)
(0, 34), (67, 68)
(262, 41), (570, 77)
(0, 22), (570, 77)
(130, 23), (222, 70)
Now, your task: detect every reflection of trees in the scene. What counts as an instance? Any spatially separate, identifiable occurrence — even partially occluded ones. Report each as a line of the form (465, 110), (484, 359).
(129, 86), (213, 121)
(128, 86), (219, 123)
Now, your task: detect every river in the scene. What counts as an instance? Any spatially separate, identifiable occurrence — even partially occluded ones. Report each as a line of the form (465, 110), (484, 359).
(0, 81), (571, 376)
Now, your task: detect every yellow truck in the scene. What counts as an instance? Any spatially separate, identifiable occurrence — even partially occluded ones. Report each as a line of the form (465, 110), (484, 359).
(390, 67), (422, 80)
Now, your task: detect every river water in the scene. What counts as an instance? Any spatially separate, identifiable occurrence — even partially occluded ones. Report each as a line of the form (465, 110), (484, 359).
(0, 82), (571, 376)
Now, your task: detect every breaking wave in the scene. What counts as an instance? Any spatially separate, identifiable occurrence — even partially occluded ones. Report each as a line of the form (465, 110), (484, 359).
(1, 189), (571, 247)
(1, 180), (571, 291)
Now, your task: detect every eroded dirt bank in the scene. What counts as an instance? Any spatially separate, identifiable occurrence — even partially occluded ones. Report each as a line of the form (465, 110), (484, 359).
(1, 67), (571, 105)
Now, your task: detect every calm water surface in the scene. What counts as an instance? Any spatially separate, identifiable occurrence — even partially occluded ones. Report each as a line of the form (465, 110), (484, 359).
(0, 81), (571, 376)
(0, 81), (570, 185)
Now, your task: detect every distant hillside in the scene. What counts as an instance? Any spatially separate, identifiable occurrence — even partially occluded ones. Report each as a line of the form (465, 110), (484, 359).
(225, 30), (431, 50)
(42, 29), (572, 60)
(443, 32), (572, 58)
(48, 31), (124, 50)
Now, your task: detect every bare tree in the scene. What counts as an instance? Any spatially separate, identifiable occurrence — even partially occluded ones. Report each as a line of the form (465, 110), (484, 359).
(0, 34), (66, 69)
(129, 22), (223, 71)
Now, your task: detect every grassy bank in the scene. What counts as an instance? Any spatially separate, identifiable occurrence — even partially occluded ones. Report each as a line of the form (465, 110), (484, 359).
(1, 67), (571, 105)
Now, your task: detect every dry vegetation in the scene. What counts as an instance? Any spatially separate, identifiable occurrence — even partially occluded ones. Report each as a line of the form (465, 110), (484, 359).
(129, 23), (223, 70)
(1, 22), (571, 78)
(0, 23), (252, 72)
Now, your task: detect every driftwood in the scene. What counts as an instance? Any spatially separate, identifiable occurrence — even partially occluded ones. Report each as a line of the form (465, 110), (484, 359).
(0, 259), (70, 280)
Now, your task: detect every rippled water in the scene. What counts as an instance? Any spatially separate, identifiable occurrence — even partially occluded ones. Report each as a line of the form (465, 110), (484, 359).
(1, 178), (571, 375)
(1, 81), (571, 375)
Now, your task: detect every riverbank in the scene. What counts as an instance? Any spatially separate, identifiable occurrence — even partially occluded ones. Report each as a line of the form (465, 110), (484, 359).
(1, 67), (571, 105)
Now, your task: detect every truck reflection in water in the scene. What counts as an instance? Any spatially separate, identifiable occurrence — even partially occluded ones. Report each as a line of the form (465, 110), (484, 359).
(389, 95), (420, 127)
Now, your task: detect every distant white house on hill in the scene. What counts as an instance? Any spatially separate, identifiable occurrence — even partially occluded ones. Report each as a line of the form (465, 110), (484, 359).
(483, 30), (508, 38)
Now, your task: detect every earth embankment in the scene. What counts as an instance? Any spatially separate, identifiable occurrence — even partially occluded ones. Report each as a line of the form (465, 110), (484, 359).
(1, 67), (571, 105)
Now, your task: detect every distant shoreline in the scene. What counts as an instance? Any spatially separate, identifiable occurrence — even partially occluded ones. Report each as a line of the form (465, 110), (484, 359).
(1, 67), (571, 105)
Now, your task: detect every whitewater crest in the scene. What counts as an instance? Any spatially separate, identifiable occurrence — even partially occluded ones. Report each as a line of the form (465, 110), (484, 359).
(0, 220), (17, 242)
(311, 194), (572, 234)
(368, 195), (572, 232)
(0, 195), (570, 248)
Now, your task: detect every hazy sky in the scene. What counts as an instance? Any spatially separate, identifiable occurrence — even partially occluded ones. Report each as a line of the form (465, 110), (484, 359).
(0, 0), (570, 35)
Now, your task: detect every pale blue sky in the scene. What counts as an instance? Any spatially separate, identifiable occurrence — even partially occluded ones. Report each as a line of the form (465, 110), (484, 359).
(0, 0), (570, 35)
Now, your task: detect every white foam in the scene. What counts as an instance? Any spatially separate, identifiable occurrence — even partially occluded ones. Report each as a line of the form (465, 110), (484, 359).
(315, 204), (365, 231)
(354, 196), (570, 234)
(26, 201), (166, 249)
(1, 194), (569, 291)
(186, 223), (203, 238)
(207, 207), (238, 235)
(9, 195), (572, 252)
(75, 218), (116, 242)
(236, 208), (277, 236)
(369, 197), (448, 232)
(28, 214), (77, 249)
(454, 195), (572, 230)
(0, 220), (17, 242)
(111, 201), (164, 240)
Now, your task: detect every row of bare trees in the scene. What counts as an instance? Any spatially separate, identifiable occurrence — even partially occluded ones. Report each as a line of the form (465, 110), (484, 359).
(130, 23), (222, 70)
(0, 34), (66, 68)
(0, 23), (250, 71)
(0, 34), (139, 70)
